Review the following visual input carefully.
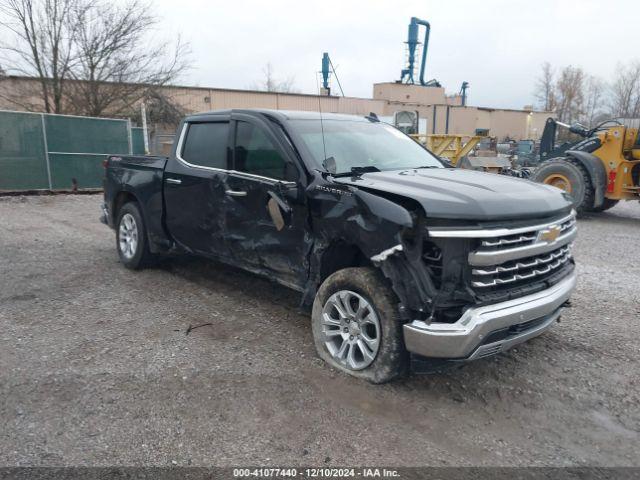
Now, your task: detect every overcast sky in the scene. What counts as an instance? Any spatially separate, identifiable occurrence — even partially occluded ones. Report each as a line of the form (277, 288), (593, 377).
(154, 0), (638, 110)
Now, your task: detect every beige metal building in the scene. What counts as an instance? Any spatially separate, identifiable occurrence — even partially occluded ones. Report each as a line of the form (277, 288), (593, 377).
(160, 81), (551, 140)
(0, 75), (551, 140)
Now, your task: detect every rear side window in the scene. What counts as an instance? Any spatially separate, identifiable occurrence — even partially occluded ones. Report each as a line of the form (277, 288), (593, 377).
(181, 122), (229, 169)
(234, 121), (288, 180)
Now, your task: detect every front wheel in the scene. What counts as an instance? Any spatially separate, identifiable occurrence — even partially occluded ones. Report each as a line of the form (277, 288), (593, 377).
(311, 267), (407, 383)
(531, 157), (594, 213)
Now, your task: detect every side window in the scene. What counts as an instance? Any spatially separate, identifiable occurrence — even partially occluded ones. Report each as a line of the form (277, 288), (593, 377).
(234, 121), (291, 180)
(181, 122), (229, 169)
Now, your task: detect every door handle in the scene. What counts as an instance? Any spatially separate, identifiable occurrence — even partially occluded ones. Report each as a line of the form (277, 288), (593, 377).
(165, 178), (182, 185)
(225, 190), (247, 197)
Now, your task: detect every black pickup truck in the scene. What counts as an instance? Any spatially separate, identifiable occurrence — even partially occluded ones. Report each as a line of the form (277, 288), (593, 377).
(101, 109), (577, 382)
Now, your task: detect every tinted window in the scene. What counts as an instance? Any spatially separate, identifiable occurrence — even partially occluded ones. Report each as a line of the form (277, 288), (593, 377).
(181, 122), (229, 169)
(235, 121), (289, 180)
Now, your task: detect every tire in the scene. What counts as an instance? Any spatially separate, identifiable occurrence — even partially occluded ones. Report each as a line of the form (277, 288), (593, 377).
(311, 267), (408, 383)
(531, 157), (595, 214)
(116, 202), (154, 270)
(590, 198), (619, 212)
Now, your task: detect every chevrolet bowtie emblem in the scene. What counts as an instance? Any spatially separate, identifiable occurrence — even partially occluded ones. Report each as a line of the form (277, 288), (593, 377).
(538, 225), (561, 243)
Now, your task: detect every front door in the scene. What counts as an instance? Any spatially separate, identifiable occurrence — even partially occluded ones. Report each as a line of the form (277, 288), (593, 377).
(164, 116), (232, 257)
(224, 114), (308, 288)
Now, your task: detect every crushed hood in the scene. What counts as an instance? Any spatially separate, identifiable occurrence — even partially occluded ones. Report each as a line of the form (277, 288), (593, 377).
(334, 168), (572, 221)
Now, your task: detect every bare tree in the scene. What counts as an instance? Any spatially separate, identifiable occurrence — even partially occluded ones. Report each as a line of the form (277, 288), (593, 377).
(66, 0), (189, 118)
(0, 0), (189, 118)
(252, 62), (298, 93)
(581, 74), (606, 125)
(534, 62), (556, 111)
(128, 88), (184, 131)
(610, 60), (640, 118)
(554, 65), (586, 124)
(0, 0), (83, 113)
(534, 62), (614, 129)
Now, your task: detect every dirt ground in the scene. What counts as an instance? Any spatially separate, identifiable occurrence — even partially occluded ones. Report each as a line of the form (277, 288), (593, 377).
(0, 194), (638, 467)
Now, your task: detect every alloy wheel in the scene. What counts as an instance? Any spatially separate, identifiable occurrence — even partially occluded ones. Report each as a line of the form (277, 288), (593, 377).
(118, 213), (138, 259)
(321, 290), (381, 370)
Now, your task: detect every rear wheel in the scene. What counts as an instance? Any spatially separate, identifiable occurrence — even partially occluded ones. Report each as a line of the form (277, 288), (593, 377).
(311, 267), (407, 383)
(531, 157), (594, 213)
(116, 202), (155, 270)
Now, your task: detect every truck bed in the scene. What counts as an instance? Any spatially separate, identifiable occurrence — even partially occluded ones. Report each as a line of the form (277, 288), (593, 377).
(104, 154), (170, 251)
(108, 154), (168, 170)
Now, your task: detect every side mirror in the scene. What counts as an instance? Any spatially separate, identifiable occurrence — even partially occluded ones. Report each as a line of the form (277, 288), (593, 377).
(322, 156), (337, 174)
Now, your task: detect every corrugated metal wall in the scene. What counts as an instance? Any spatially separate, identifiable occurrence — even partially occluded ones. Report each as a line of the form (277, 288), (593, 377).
(165, 86), (387, 117)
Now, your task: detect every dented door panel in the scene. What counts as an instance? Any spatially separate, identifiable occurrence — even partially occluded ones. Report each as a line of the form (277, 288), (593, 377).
(164, 165), (230, 256)
(223, 174), (308, 287)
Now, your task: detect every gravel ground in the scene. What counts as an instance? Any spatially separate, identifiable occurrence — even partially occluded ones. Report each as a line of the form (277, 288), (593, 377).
(0, 194), (638, 467)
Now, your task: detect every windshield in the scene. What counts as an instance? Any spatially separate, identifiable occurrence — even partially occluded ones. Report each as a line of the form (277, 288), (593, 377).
(290, 119), (443, 174)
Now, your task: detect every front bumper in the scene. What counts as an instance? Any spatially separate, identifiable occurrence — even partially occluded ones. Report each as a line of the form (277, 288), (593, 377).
(403, 272), (576, 360)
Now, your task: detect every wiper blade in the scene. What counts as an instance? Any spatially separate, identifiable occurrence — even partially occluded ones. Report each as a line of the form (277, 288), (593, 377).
(332, 166), (381, 177)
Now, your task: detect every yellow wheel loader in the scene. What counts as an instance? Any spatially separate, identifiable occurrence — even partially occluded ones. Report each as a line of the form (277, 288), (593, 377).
(531, 118), (640, 213)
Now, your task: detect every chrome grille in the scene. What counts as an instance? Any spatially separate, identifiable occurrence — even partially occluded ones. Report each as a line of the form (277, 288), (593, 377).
(481, 233), (536, 248)
(468, 211), (577, 267)
(479, 215), (576, 251)
(427, 210), (577, 293)
(472, 245), (572, 288)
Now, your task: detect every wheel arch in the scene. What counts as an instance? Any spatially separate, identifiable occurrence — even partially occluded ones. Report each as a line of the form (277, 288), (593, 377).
(565, 150), (607, 208)
(318, 241), (372, 284)
(112, 190), (160, 253)
(111, 188), (171, 254)
(112, 189), (140, 223)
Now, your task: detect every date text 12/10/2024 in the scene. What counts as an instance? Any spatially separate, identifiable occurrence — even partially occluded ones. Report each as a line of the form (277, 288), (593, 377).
(232, 468), (401, 478)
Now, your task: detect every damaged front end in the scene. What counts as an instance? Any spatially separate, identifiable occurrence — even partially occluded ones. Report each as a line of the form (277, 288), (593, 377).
(373, 210), (577, 370)
(371, 222), (477, 325)
(303, 171), (577, 371)
(303, 176), (478, 340)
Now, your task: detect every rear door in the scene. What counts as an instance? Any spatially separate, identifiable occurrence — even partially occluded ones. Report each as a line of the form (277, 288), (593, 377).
(164, 115), (232, 257)
(224, 113), (308, 287)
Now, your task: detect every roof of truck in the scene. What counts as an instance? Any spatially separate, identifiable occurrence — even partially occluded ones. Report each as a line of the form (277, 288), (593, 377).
(185, 109), (372, 122)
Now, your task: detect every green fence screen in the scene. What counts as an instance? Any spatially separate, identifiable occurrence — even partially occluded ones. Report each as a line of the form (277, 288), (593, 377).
(0, 110), (147, 191)
(0, 111), (49, 190)
(131, 127), (145, 156)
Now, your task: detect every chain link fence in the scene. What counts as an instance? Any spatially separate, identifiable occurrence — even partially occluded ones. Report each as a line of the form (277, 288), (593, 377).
(0, 110), (146, 191)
